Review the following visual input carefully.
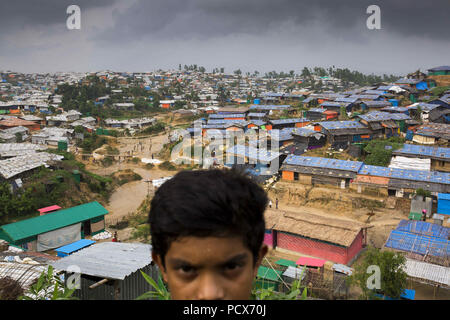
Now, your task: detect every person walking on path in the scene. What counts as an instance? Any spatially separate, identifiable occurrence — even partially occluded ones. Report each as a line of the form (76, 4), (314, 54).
(422, 209), (427, 221)
(269, 200), (272, 208)
(276, 198), (279, 210)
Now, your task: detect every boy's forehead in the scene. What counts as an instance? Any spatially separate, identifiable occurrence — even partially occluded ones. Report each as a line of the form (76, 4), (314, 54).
(165, 235), (250, 263)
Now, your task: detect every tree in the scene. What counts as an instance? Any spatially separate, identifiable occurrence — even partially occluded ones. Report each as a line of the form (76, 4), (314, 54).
(348, 247), (407, 300)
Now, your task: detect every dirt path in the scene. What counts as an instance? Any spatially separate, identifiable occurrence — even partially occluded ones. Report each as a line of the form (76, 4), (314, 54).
(104, 167), (173, 223)
(81, 131), (175, 223)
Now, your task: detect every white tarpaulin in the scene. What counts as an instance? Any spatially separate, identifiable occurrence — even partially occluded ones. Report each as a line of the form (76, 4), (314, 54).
(37, 223), (81, 252)
(389, 156), (431, 171)
(152, 176), (173, 187)
(141, 158), (162, 164)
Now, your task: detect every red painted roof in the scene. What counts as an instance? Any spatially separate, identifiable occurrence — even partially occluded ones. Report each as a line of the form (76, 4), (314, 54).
(38, 205), (62, 214)
(296, 257), (326, 267)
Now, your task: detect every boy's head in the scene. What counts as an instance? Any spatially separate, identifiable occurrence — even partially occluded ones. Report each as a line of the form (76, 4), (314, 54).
(149, 169), (268, 300)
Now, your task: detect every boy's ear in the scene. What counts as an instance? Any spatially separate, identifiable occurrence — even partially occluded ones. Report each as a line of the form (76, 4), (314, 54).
(253, 244), (268, 275)
(152, 251), (168, 283)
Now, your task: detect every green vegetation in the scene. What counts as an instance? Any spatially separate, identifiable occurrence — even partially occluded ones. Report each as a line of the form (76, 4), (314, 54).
(415, 188), (432, 198)
(348, 247), (407, 300)
(428, 85), (450, 98)
(77, 132), (107, 153)
(136, 122), (166, 136)
(363, 137), (405, 167)
(159, 161), (177, 171)
(19, 266), (78, 300)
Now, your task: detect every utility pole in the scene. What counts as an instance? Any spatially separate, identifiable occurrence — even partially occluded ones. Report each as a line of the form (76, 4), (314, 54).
(143, 180), (152, 198)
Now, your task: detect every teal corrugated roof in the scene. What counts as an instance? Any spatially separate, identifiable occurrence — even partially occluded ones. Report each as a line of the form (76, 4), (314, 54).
(0, 202), (108, 242)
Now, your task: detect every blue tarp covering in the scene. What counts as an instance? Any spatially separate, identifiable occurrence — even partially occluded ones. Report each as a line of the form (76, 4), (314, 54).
(55, 239), (96, 257)
(416, 81), (428, 91)
(406, 130), (413, 140)
(396, 220), (449, 239)
(393, 144), (450, 160)
(438, 193), (450, 215)
(358, 165), (450, 185)
(374, 289), (415, 300)
(384, 230), (450, 257)
(284, 155), (363, 172)
(389, 99), (399, 106)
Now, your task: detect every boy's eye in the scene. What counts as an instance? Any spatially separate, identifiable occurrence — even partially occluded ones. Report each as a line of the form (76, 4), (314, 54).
(224, 262), (243, 273)
(178, 265), (195, 274)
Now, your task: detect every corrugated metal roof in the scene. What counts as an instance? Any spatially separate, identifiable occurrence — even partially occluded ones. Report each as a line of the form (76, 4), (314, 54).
(0, 202), (108, 241)
(282, 266), (306, 280)
(404, 258), (450, 287)
(275, 259), (296, 268)
(332, 264), (353, 275)
(257, 266), (283, 281)
(50, 242), (152, 280)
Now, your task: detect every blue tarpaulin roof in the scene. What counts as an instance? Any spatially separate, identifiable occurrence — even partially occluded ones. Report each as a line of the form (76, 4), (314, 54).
(335, 97), (358, 103)
(393, 144), (450, 160)
(249, 105), (291, 111)
(385, 230), (449, 257)
(358, 111), (410, 122)
(396, 220), (449, 239)
(320, 102), (342, 107)
(318, 121), (367, 130)
(209, 114), (245, 119)
(283, 155), (364, 172)
(358, 165), (450, 185)
(269, 118), (310, 125)
(55, 239), (96, 255)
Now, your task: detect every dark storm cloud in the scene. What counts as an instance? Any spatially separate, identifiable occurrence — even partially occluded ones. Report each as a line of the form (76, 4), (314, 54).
(0, 0), (118, 30)
(96, 0), (449, 42)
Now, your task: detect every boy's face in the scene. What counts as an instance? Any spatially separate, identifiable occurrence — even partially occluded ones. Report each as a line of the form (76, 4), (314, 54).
(152, 236), (268, 300)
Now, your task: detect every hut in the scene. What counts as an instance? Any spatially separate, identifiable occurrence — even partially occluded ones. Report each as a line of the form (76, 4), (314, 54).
(317, 121), (371, 149)
(280, 155), (363, 188)
(264, 210), (368, 265)
(0, 202), (108, 252)
(50, 242), (160, 300)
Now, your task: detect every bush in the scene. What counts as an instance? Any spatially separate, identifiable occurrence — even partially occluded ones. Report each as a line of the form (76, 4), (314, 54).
(109, 219), (129, 230)
(363, 138), (404, 167)
(415, 188), (431, 198)
(159, 161), (177, 171)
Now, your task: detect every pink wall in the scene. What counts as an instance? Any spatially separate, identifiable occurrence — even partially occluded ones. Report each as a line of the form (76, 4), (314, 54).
(264, 231), (273, 247)
(276, 231), (363, 265)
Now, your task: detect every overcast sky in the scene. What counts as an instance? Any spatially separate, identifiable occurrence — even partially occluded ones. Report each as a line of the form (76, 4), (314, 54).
(0, 0), (449, 75)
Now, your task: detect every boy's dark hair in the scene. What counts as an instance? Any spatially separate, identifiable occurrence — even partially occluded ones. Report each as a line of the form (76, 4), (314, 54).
(149, 169), (268, 268)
